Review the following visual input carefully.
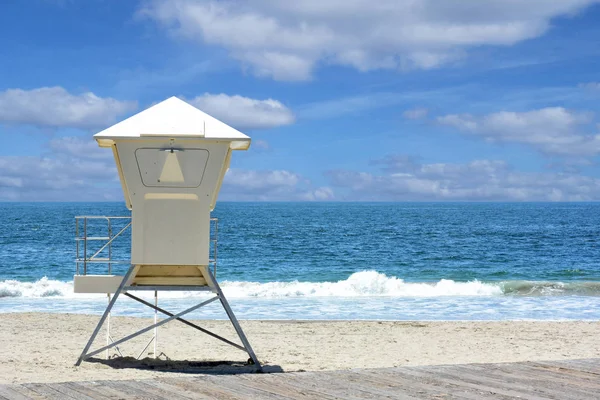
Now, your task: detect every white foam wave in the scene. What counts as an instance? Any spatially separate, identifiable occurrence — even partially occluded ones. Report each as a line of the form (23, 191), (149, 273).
(0, 277), (75, 298)
(0, 271), (504, 299)
(220, 271), (503, 297)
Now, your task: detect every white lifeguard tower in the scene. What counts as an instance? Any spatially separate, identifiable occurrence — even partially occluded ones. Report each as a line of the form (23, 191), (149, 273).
(74, 96), (260, 369)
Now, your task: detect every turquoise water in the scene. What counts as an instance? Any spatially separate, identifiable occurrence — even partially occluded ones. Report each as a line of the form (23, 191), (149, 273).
(1, 202), (599, 320)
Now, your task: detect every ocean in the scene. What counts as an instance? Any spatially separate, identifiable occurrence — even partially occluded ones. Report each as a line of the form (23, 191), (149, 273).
(1, 202), (599, 320)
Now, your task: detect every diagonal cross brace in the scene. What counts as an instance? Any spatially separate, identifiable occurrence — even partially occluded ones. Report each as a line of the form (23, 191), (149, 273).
(82, 296), (219, 360)
(124, 292), (247, 352)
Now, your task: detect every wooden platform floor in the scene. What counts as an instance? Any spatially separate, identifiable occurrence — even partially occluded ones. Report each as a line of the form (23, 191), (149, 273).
(1, 358), (599, 399)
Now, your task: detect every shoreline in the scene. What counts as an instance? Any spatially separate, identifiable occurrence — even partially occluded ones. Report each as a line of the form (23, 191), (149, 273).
(0, 312), (599, 384)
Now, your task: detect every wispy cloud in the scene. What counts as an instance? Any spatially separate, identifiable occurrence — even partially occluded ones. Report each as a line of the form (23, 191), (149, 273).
(327, 154), (600, 201)
(0, 136), (121, 201)
(437, 107), (600, 156)
(140, 0), (599, 80)
(0, 87), (136, 130)
(222, 169), (334, 201)
(188, 93), (295, 130)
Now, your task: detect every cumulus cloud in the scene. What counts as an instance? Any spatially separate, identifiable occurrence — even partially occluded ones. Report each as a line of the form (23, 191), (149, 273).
(0, 87), (137, 129)
(140, 0), (599, 80)
(0, 136), (122, 201)
(188, 93), (295, 129)
(437, 107), (600, 156)
(326, 155), (600, 201)
(222, 169), (334, 201)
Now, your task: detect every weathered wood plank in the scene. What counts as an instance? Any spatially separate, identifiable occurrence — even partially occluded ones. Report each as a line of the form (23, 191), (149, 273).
(389, 365), (553, 400)
(350, 369), (481, 400)
(103, 380), (165, 400)
(62, 382), (119, 400)
(162, 376), (245, 400)
(469, 362), (600, 397)
(275, 371), (388, 400)
(45, 383), (99, 400)
(245, 373), (342, 400)
(196, 375), (291, 400)
(140, 379), (211, 400)
(22, 383), (77, 400)
(2, 358), (600, 400)
(325, 370), (424, 400)
(446, 364), (589, 400)
(532, 359), (600, 376)
(234, 374), (321, 400)
(0, 385), (32, 400)
(7, 385), (51, 400)
(359, 367), (516, 400)
(130, 380), (197, 400)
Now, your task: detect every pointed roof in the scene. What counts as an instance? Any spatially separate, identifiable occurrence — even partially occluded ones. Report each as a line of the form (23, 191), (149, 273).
(94, 97), (250, 150)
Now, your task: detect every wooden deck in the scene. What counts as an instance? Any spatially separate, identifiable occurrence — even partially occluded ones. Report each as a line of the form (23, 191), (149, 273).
(1, 358), (599, 399)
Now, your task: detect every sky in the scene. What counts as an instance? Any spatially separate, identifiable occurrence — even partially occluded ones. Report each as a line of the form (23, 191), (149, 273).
(1, 0), (600, 202)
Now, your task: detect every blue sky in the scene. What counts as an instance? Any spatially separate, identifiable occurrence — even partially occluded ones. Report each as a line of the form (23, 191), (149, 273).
(1, 0), (600, 201)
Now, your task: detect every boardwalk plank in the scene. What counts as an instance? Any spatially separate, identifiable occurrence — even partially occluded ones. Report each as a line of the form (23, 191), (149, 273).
(447, 364), (589, 400)
(326, 370), (427, 400)
(197, 375), (290, 400)
(2, 358), (600, 400)
(126, 380), (192, 400)
(3, 386), (48, 400)
(389, 365), (553, 400)
(142, 379), (215, 400)
(469, 362), (600, 397)
(162, 376), (245, 400)
(22, 383), (75, 400)
(45, 383), (99, 400)
(251, 373), (343, 400)
(68, 381), (130, 400)
(135, 380), (201, 400)
(104, 380), (165, 400)
(353, 368), (495, 400)
(235, 374), (320, 400)
(280, 371), (398, 400)
(532, 360), (600, 376)
(0, 386), (32, 400)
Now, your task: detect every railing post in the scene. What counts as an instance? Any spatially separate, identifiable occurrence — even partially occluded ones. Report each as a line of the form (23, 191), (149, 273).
(108, 218), (112, 275)
(83, 217), (87, 275)
(75, 218), (80, 275)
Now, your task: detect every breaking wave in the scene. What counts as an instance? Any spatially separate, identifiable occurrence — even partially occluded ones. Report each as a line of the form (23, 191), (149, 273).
(1, 271), (600, 299)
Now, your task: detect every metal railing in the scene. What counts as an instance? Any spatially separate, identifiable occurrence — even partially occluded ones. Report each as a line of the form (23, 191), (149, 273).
(75, 216), (219, 276)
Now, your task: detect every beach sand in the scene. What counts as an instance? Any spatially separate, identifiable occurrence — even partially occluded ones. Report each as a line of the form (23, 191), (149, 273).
(0, 312), (598, 384)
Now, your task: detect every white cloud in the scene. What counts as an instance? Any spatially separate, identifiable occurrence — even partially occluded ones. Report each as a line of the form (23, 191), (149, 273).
(437, 107), (600, 156)
(222, 169), (334, 201)
(140, 0), (599, 80)
(403, 108), (429, 120)
(0, 136), (122, 201)
(327, 155), (600, 201)
(579, 82), (600, 90)
(0, 87), (137, 129)
(188, 93), (295, 129)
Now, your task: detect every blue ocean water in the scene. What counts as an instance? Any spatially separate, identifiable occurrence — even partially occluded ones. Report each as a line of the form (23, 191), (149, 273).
(0, 202), (599, 320)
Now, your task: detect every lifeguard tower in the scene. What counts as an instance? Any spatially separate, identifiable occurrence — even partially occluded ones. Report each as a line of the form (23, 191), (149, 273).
(74, 96), (260, 369)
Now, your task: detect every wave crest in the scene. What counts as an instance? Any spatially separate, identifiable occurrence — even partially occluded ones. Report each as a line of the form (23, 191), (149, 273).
(1, 271), (599, 299)
(220, 271), (502, 297)
(0, 277), (73, 298)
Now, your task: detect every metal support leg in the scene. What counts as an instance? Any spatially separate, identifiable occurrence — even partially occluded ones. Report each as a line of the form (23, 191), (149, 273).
(75, 265), (136, 366)
(204, 269), (262, 370)
(154, 290), (158, 359)
(106, 293), (110, 360)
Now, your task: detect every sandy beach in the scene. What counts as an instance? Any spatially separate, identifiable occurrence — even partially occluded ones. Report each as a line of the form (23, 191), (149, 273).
(0, 313), (598, 384)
